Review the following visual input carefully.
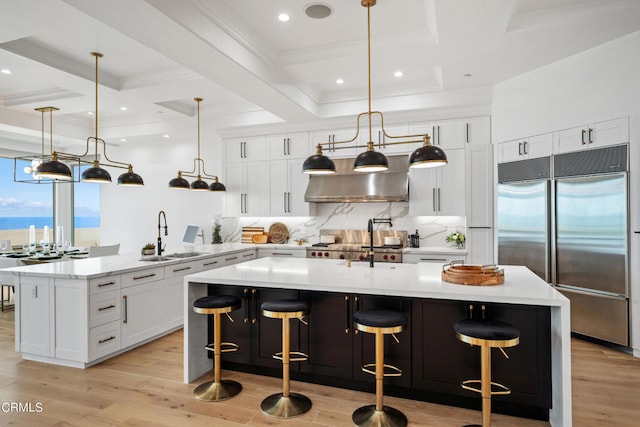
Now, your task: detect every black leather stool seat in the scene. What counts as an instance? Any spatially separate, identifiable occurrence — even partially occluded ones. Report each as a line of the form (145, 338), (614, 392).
(353, 308), (407, 329)
(454, 319), (520, 344)
(193, 295), (241, 310)
(261, 299), (310, 313)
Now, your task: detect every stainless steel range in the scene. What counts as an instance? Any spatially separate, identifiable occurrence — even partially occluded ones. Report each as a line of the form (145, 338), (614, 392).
(306, 229), (406, 263)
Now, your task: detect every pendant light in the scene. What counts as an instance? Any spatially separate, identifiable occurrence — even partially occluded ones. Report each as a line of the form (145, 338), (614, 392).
(168, 98), (226, 192)
(80, 52), (144, 186)
(302, 0), (447, 174)
(34, 106), (73, 181)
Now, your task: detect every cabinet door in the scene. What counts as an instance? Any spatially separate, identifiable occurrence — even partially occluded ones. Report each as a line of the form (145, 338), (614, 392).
(554, 126), (585, 154)
(498, 139), (524, 163)
(437, 148), (465, 216)
(224, 163), (246, 216)
(19, 277), (50, 356)
(288, 158), (314, 216)
(214, 285), (253, 365)
(589, 117), (628, 148)
(268, 132), (310, 159)
(464, 117), (491, 145)
(121, 281), (167, 348)
(245, 161), (269, 216)
(269, 159), (289, 216)
(466, 227), (494, 265)
(299, 292), (354, 379)
(409, 167), (438, 215)
(353, 295), (412, 388)
(410, 121), (464, 149)
(224, 137), (245, 163)
(379, 123), (418, 154)
(524, 133), (553, 159)
(465, 144), (493, 227)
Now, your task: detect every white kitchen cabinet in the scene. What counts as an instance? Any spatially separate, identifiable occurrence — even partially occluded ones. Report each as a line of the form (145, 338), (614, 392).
(121, 280), (168, 348)
(19, 276), (51, 357)
(224, 161), (269, 216)
(466, 228), (494, 265)
(269, 158), (315, 216)
(409, 148), (465, 216)
(497, 132), (553, 163)
(553, 117), (629, 154)
(410, 119), (465, 149)
(311, 127), (364, 158)
(257, 248), (306, 258)
(403, 252), (466, 264)
(223, 136), (268, 163)
(463, 116), (491, 145)
(267, 132), (310, 159)
(465, 144), (493, 227)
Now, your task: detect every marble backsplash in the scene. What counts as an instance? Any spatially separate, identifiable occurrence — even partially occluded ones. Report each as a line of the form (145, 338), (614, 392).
(217, 202), (466, 249)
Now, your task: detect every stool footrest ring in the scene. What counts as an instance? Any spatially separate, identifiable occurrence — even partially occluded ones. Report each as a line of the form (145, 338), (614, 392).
(272, 351), (309, 362)
(461, 379), (512, 395)
(361, 363), (403, 377)
(205, 342), (240, 353)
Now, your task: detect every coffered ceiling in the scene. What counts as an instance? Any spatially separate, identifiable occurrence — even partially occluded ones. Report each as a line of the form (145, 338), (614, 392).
(1, 0), (639, 153)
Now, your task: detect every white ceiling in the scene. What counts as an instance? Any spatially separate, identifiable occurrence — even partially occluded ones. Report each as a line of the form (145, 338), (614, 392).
(1, 0), (640, 153)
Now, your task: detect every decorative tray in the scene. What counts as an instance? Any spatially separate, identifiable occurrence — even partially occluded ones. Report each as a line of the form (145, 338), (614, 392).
(442, 261), (504, 286)
(268, 222), (289, 244)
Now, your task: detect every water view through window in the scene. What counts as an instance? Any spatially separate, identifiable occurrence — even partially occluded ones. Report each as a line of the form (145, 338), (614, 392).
(0, 157), (100, 248)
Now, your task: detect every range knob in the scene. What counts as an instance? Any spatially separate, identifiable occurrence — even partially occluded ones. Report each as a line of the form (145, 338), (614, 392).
(324, 252), (330, 257)
(317, 252), (323, 257)
(390, 254), (396, 261)
(358, 255), (365, 261)
(383, 255), (388, 260)
(311, 251), (316, 257)
(339, 254), (345, 259)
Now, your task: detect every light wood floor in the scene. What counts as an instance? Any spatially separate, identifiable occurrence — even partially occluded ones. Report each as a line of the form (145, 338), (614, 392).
(1, 309), (639, 426)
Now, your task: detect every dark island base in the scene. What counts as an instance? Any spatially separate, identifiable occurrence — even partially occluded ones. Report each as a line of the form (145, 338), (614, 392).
(222, 361), (550, 422)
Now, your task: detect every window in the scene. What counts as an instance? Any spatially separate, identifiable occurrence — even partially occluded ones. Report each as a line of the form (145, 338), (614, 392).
(73, 164), (101, 247)
(0, 157), (54, 249)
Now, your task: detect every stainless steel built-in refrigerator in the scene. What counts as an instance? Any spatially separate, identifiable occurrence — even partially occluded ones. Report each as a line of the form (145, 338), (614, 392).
(497, 145), (629, 346)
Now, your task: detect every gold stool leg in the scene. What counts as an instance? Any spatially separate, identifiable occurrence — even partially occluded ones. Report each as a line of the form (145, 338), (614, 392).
(261, 316), (312, 418)
(353, 331), (407, 427)
(194, 312), (242, 401)
(481, 345), (491, 427)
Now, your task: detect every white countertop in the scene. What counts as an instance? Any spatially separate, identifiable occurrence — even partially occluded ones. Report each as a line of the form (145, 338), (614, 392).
(185, 257), (567, 307)
(0, 243), (252, 279)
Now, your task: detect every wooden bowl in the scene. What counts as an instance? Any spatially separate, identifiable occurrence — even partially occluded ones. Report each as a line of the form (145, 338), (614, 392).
(442, 262), (504, 286)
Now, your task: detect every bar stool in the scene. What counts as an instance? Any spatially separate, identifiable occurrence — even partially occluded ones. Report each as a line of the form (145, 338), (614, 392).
(192, 294), (242, 401)
(454, 305), (520, 427)
(260, 299), (311, 418)
(352, 308), (408, 427)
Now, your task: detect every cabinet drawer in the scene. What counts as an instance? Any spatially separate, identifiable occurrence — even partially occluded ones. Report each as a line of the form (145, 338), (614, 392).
(121, 267), (165, 287)
(89, 276), (121, 295)
(89, 291), (121, 328)
(89, 320), (121, 361)
(164, 262), (198, 279)
(198, 257), (224, 270)
(403, 253), (466, 264)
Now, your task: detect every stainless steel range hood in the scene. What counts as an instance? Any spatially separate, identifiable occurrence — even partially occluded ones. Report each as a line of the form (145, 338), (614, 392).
(304, 155), (409, 203)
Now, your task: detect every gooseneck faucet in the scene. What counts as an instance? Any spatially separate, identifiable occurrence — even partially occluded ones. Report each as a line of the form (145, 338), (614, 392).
(367, 217), (393, 268)
(157, 210), (168, 255)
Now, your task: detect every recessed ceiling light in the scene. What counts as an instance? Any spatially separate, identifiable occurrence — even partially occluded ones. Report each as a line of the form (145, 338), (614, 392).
(163, 134), (170, 139)
(278, 13), (290, 22)
(394, 71), (403, 78)
(120, 106), (128, 111)
(120, 138), (127, 142)
(305, 3), (332, 19)
(86, 111), (94, 115)
(0, 69), (11, 75)
(336, 78), (344, 85)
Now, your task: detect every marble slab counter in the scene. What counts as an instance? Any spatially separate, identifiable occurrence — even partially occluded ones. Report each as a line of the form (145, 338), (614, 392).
(183, 257), (571, 426)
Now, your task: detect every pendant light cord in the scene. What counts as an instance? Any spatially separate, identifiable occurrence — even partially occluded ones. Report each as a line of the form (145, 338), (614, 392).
(196, 97), (202, 176)
(367, 3), (373, 148)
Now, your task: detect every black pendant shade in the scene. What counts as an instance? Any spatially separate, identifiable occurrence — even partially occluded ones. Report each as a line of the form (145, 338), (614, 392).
(190, 176), (209, 191)
(353, 148), (389, 173)
(302, 145), (336, 174)
(209, 177), (226, 192)
(81, 161), (112, 183)
(117, 165), (144, 186)
(169, 172), (190, 190)
(35, 154), (73, 181)
(409, 144), (448, 169)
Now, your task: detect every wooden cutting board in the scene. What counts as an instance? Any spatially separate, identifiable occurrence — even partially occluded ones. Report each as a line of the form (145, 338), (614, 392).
(268, 222), (288, 244)
(241, 227), (264, 243)
(442, 263), (504, 286)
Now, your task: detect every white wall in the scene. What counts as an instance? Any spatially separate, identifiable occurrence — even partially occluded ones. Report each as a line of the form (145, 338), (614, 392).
(492, 31), (640, 355)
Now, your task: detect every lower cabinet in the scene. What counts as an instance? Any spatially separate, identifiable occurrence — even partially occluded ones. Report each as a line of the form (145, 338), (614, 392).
(209, 285), (552, 419)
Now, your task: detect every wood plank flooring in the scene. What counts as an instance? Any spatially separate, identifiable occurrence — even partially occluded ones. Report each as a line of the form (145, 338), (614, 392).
(1, 309), (639, 426)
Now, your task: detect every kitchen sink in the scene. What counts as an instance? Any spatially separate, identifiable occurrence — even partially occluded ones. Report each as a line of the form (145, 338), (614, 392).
(139, 256), (169, 261)
(166, 252), (206, 259)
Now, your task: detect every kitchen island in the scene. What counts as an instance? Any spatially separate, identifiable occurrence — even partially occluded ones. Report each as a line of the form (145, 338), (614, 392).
(184, 257), (571, 426)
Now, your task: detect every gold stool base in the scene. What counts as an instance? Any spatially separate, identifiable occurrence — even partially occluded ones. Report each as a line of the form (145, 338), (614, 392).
(261, 392), (312, 418)
(352, 404), (408, 427)
(193, 379), (242, 402)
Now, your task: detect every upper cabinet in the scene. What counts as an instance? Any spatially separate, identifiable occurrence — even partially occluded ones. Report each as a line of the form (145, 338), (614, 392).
(267, 132), (311, 159)
(310, 127), (364, 158)
(224, 162), (270, 217)
(553, 117), (629, 154)
(269, 158), (315, 217)
(497, 133), (553, 163)
(464, 116), (491, 145)
(410, 120), (465, 150)
(224, 136), (268, 163)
